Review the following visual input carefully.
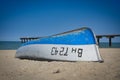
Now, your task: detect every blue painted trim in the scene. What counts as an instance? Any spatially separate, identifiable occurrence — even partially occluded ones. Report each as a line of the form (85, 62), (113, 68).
(22, 28), (96, 46)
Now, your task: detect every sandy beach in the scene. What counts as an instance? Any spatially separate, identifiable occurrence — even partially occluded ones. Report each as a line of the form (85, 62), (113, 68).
(0, 48), (120, 80)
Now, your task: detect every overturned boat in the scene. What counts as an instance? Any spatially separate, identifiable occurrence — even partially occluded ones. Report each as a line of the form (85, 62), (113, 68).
(16, 27), (103, 62)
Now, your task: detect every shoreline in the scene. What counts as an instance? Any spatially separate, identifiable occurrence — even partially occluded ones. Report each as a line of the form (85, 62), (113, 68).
(0, 48), (120, 80)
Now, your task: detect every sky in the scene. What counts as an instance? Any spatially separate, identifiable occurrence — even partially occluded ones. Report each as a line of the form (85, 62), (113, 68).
(0, 0), (120, 42)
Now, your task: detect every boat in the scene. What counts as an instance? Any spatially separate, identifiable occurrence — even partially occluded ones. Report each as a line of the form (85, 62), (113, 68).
(16, 27), (103, 62)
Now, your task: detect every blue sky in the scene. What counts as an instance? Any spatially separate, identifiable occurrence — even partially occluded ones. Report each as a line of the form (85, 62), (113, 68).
(0, 0), (120, 42)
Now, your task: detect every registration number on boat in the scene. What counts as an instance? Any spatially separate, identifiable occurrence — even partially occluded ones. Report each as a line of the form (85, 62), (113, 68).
(51, 47), (83, 57)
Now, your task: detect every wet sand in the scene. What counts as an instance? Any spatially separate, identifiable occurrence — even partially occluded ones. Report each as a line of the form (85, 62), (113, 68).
(0, 48), (120, 80)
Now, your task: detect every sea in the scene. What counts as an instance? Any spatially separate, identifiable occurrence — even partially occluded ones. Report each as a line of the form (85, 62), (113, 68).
(0, 41), (120, 50)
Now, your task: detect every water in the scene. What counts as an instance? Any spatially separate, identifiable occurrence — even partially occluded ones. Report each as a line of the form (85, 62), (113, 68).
(99, 42), (120, 48)
(0, 41), (21, 50)
(0, 41), (120, 50)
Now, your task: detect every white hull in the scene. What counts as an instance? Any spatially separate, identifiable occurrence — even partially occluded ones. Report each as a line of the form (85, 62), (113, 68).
(16, 44), (103, 62)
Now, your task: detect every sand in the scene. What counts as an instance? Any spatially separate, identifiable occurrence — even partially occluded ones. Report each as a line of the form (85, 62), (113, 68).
(0, 48), (120, 80)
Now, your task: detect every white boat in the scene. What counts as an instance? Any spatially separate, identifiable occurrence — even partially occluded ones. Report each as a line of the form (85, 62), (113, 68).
(16, 27), (103, 62)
